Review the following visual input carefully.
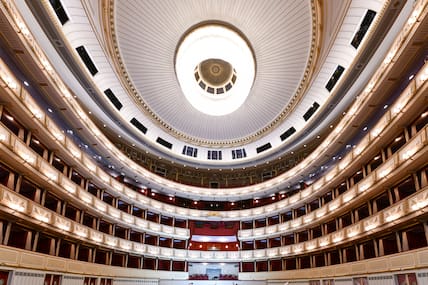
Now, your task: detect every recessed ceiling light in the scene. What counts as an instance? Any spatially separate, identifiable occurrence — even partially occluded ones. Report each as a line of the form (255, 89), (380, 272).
(175, 24), (255, 116)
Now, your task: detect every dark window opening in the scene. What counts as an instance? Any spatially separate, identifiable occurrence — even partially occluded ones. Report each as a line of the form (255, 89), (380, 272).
(0, 163), (12, 188)
(303, 102), (320, 121)
(380, 234), (399, 256)
(208, 150), (222, 160)
(76, 46), (98, 76)
(127, 255), (141, 269)
(373, 192), (390, 212)
(396, 177), (416, 200)
(256, 143), (272, 154)
(361, 240), (376, 259)
(351, 10), (376, 49)
(156, 137), (172, 149)
(49, 0), (69, 25)
(52, 156), (66, 173)
(404, 224), (428, 250)
(44, 192), (61, 212)
(356, 204), (370, 221)
(232, 148), (247, 159)
(1, 109), (27, 139)
(104, 89), (123, 111)
(130, 118), (147, 134)
(329, 250), (341, 265)
(280, 127), (296, 141)
(325, 219), (337, 234)
(343, 246), (357, 262)
(58, 240), (73, 258)
(182, 145), (197, 157)
(300, 256), (311, 269)
(325, 65), (345, 92)
(19, 179), (38, 201)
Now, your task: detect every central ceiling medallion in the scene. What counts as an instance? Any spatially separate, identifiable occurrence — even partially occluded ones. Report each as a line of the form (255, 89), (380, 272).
(175, 24), (255, 116)
(195, 58), (237, 95)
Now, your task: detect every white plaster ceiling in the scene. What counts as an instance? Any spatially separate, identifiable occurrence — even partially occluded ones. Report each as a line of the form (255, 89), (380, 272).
(114, 0), (313, 142)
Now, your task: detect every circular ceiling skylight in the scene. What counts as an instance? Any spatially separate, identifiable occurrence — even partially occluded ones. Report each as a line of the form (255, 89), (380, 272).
(175, 24), (255, 116)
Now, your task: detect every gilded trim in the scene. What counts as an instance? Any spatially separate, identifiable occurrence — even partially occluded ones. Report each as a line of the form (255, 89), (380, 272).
(102, 0), (321, 147)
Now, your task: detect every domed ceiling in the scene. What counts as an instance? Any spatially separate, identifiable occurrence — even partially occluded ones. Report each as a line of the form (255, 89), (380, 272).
(27, 0), (371, 169)
(14, 0), (393, 199)
(111, 0), (315, 144)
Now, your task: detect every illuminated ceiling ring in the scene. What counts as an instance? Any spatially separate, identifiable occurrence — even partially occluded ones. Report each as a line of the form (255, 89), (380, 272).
(175, 24), (256, 116)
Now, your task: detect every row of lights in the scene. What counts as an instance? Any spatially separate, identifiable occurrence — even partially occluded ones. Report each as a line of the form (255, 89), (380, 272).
(1, 131), (427, 259)
(1, 86), (425, 226)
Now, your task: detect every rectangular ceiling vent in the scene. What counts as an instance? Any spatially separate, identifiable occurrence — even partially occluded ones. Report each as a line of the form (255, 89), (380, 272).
(232, 148), (247, 159)
(49, 0), (69, 25)
(156, 137), (172, 149)
(303, 102), (320, 121)
(256, 143), (272, 154)
(130, 118), (147, 134)
(208, 150), (222, 160)
(182, 146), (198, 157)
(75, 46), (98, 76)
(325, 65), (345, 92)
(104, 88), (122, 111)
(280, 127), (296, 141)
(351, 10), (377, 49)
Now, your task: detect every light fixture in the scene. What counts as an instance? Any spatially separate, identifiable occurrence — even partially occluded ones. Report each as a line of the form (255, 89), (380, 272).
(175, 24), (255, 116)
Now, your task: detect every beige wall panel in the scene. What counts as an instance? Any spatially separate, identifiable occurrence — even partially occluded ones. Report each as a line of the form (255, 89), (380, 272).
(66, 260), (87, 275)
(0, 246), (19, 265)
(417, 250), (428, 266)
(320, 267), (335, 278)
(20, 252), (45, 269)
(45, 257), (66, 271)
(334, 264), (351, 276)
(350, 262), (368, 275)
(389, 253), (415, 270)
(368, 259), (389, 273)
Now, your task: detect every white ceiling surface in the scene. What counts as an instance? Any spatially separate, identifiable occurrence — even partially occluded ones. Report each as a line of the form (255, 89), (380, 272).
(115, 0), (312, 142)
(35, 0), (385, 165)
